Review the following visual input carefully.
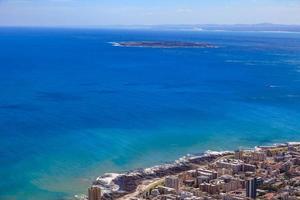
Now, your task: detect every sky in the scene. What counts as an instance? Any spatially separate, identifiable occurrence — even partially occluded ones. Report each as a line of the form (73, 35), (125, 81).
(0, 0), (300, 26)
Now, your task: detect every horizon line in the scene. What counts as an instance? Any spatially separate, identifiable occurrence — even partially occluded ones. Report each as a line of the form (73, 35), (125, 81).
(1, 23), (300, 28)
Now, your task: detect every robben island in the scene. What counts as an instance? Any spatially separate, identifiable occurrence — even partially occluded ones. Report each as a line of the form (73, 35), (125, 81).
(78, 142), (300, 200)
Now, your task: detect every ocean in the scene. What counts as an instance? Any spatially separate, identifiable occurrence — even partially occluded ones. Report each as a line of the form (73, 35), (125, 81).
(0, 28), (300, 200)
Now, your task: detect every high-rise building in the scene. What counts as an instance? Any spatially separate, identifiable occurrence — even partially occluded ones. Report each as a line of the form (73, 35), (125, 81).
(197, 168), (218, 179)
(252, 151), (267, 161)
(216, 159), (244, 174)
(246, 178), (257, 199)
(88, 186), (101, 200)
(165, 176), (180, 192)
(199, 183), (220, 194)
(234, 150), (243, 160)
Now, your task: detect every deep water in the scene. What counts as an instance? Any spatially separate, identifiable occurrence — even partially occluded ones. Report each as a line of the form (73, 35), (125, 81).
(1, 28), (300, 200)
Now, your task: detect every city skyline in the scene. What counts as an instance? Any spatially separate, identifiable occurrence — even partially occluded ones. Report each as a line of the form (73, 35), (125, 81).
(0, 0), (300, 26)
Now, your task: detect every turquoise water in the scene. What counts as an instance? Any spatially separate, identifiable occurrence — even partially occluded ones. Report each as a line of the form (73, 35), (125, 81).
(1, 28), (300, 200)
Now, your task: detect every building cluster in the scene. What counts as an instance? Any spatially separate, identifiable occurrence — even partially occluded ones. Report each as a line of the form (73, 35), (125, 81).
(85, 142), (300, 200)
(136, 143), (300, 200)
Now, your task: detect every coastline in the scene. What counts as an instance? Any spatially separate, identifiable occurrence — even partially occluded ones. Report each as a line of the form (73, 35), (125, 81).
(75, 141), (300, 200)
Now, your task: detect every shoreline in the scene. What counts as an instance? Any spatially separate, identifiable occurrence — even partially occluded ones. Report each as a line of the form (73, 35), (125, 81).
(75, 141), (300, 200)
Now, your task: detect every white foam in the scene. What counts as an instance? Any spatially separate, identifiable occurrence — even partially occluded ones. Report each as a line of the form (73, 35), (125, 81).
(269, 85), (280, 88)
(109, 42), (121, 47)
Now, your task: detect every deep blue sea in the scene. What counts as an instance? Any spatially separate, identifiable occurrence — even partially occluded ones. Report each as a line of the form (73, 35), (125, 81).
(1, 28), (300, 200)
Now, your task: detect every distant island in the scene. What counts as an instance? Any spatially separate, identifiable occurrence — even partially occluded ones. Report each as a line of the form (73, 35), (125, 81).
(110, 41), (218, 48)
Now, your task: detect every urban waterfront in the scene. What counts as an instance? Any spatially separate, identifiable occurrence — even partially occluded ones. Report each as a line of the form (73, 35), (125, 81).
(85, 142), (300, 200)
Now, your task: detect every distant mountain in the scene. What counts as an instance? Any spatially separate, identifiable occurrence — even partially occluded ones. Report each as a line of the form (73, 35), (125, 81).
(105, 23), (300, 32)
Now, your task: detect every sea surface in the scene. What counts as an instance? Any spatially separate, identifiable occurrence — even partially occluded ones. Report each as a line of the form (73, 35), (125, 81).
(1, 28), (300, 200)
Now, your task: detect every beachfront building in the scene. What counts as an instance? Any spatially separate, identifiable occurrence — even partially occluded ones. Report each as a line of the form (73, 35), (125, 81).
(165, 176), (180, 192)
(234, 150), (243, 160)
(88, 186), (101, 200)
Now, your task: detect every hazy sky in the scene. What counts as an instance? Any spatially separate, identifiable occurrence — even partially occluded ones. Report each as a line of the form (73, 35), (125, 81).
(0, 0), (300, 26)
